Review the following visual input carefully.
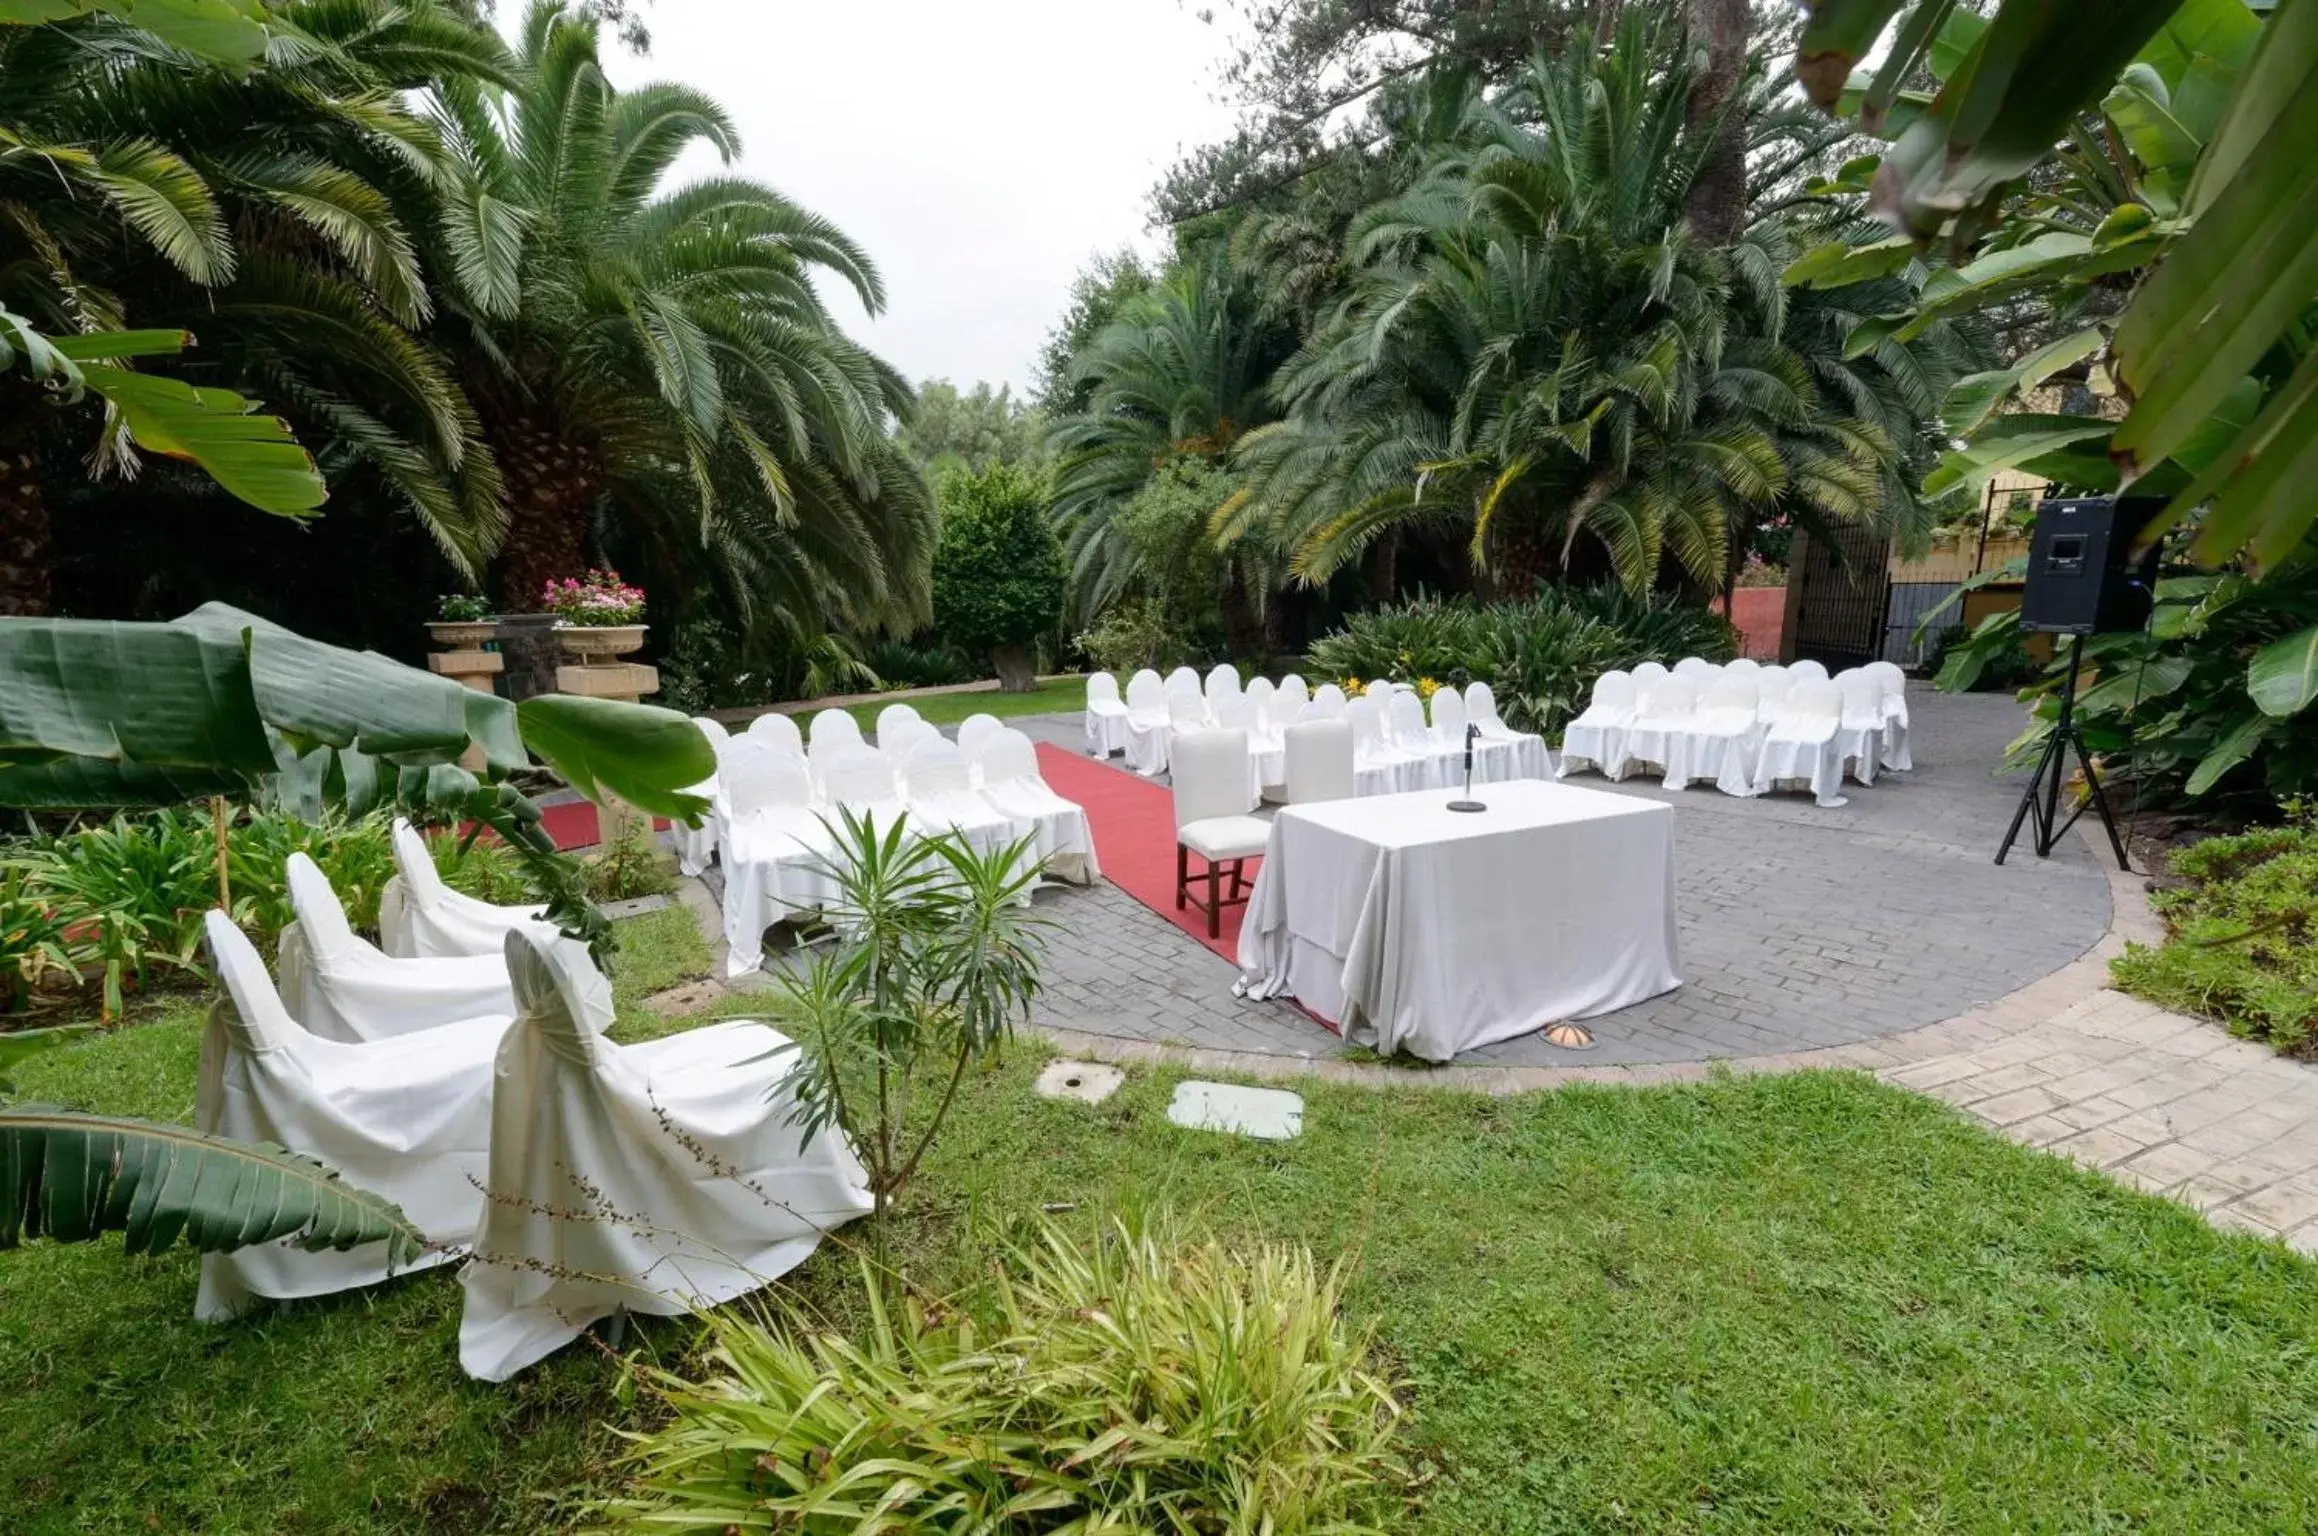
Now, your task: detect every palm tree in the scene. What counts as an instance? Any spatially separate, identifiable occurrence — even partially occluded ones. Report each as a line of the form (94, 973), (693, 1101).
(1045, 256), (1290, 626)
(0, 0), (514, 612)
(436, 1), (935, 639)
(1233, 17), (1975, 596)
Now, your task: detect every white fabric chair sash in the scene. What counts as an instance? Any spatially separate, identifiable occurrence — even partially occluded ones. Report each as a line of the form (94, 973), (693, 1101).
(456, 930), (872, 1381)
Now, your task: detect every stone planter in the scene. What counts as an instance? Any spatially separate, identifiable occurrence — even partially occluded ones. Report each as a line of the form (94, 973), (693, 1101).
(426, 620), (500, 651)
(554, 622), (648, 663)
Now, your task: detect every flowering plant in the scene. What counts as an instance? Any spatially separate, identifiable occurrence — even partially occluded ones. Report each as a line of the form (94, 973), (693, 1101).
(436, 593), (493, 622)
(544, 568), (646, 627)
(1414, 676), (1440, 700)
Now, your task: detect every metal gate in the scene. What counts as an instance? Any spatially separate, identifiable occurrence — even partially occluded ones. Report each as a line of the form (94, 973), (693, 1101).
(1785, 524), (1891, 671)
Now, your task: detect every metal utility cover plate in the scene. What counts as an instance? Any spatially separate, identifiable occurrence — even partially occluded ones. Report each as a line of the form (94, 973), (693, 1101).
(1166, 1080), (1303, 1140)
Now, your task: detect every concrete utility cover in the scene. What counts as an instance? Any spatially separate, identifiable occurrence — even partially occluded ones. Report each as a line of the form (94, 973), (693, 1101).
(1167, 1080), (1303, 1141)
(1035, 1060), (1125, 1105)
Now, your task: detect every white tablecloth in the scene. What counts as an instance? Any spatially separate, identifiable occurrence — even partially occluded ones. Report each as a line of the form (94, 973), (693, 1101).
(1236, 781), (1681, 1061)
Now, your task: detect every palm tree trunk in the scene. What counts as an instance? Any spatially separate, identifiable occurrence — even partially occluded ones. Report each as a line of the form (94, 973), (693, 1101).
(492, 410), (600, 611)
(1683, 0), (1749, 246)
(0, 399), (53, 616)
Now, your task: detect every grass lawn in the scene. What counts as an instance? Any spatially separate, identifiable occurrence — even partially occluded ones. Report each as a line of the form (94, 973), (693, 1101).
(8, 908), (2318, 1531)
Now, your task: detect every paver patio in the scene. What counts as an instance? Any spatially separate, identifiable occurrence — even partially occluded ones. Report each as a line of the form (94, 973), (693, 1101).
(680, 685), (2318, 1252)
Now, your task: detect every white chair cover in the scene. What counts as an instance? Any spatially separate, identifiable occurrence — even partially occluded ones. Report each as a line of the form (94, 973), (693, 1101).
(1275, 675), (1310, 722)
(1345, 696), (1419, 796)
(194, 911), (502, 1323)
(1214, 692), (1283, 801)
(821, 746), (923, 842)
(1163, 665), (1203, 704)
(1754, 664), (1793, 723)
(1083, 673), (1130, 757)
(973, 729), (1100, 884)
(1789, 658), (1830, 683)
(1754, 679), (1848, 807)
(1303, 684), (1347, 721)
(1283, 719), (1355, 804)
(1363, 679), (1395, 703)
(1724, 657), (1760, 677)
(1465, 681), (1551, 780)
(1385, 690), (1453, 789)
(379, 818), (557, 959)
(1672, 656), (1717, 680)
(882, 717), (943, 774)
(746, 712), (803, 756)
(457, 930), (873, 1381)
(719, 750), (839, 979)
(279, 852), (519, 1042)
(1619, 676), (1698, 776)
(874, 702), (924, 754)
(1865, 661), (1912, 770)
(1244, 676), (1280, 741)
(1123, 668), (1171, 777)
(1428, 687), (1485, 784)
(1630, 660), (1671, 705)
(901, 739), (1024, 860)
(1170, 728), (1267, 859)
(956, 712), (1005, 760)
(809, 708), (864, 751)
(1662, 674), (1763, 796)
(1204, 663), (1241, 714)
(1834, 669), (1885, 785)
(1557, 671), (1636, 781)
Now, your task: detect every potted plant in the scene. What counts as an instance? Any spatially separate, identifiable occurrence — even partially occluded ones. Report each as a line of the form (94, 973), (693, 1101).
(545, 569), (648, 662)
(427, 593), (499, 651)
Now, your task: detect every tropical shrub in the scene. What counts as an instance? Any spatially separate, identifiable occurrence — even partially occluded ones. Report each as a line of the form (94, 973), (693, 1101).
(1073, 596), (1187, 675)
(0, 869), (88, 1014)
(580, 823), (675, 902)
(605, 1218), (1411, 1533)
(865, 637), (975, 689)
(930, 463), (1066, 691)
(2112, 805), (2318, 1054)
(1307, 587), (1738, 737)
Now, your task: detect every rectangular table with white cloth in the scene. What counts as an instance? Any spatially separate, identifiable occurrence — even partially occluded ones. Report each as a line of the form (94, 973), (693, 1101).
(1235, 781), (1681, 1061)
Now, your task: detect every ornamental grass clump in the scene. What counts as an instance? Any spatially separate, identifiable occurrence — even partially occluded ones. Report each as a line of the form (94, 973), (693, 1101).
(603, 1217), (1412, 1533)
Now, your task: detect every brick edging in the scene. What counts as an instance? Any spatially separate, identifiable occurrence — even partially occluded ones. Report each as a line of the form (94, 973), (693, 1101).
(1035, 823), (2153, 1094)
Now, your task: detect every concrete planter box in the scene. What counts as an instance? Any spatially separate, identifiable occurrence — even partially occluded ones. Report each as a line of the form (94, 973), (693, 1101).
(426, 620), (500, 650)
(554, 623), (648, 662)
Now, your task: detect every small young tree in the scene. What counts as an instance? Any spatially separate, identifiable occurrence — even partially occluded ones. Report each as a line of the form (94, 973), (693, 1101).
(931, 463), (1065, 692)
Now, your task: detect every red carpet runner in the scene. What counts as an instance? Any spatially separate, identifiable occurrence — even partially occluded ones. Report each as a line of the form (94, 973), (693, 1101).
(1032, 742), (1252, 961)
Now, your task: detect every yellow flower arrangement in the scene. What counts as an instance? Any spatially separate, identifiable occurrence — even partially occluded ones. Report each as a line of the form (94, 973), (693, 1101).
(1415, 677), (1441, 701)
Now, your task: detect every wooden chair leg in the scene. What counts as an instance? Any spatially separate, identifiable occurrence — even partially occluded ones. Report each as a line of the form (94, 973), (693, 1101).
(1206, 858), (1221, 938)
(1175, 842), (1187, 910)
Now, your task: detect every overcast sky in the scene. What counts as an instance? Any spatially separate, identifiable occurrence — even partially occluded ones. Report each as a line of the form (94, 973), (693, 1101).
(601, 1), (1245, 395)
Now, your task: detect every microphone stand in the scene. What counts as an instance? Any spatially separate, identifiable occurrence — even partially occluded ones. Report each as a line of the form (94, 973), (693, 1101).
(1447, 721), (1486, 812)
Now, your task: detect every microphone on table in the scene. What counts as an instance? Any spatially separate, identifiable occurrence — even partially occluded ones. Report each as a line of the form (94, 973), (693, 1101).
(1448, 720), (1486, 813)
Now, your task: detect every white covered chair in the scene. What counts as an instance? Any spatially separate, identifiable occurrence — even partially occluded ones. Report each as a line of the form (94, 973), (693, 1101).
(1662, 674), (1763, 796)
(956, 712), (1006, 762)
(1672, 656), (1718, 681)
(1385, 690), (1455, 789)
(746, 711), (803, 756)
(882, 716), (943, 774)
(1754, 664), (1793, 724)
(973, 728), (1101, 884)
(1283, 718), (1355, 804)
(1204, 663), (1241, 716)
(1789, 658), (1830, 684)
(194, 911), (503, 1323)
(874, 702), (925, 754)
(279, 852), (519, 1042)
(1426, 686), (1484, 785)
(1557, 671), (1636, 781)
(1244, 676), (1280, 741)
(1465, 681), (1550, 780)
(901, 738), (1025, 861)
(719, 749), (840, 979)
(1083, 673), (1130, 757)
(1163, 665), (1204, 708)
(1123, 668), (1172, 777)
(1619, 675), (1698, 778)
(1630, 660), (1671, 707)
(1865, 660), (1913, 771)
(1170, 728), (1266, 939)
(1345, 696), (1421, 796)
(1214, 691), (1284, 803)
(1724, 657), (1760, 678)
(379, 818), (557, 959)
(1834, 669), (1885, 785)
(1302, 683), (1347, 721)
(1754, 679), (1848, 807)
(809, 708), (864, 753)
(457, 930), (873, 1382)
(1275, 674), (1310, 722)
(674, 718), (727, 877)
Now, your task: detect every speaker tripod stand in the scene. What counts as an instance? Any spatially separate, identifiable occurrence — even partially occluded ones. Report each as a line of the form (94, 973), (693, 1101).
(1995, 632), (2131, 871)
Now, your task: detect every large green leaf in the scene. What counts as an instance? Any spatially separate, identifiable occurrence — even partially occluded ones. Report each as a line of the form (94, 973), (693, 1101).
(78, 367), (326, 516)
(0, 1106), (425, 1263)
(176, 604), (476, 762)
(2078, 655), (2194, 714)
(2247, 624), (2318, 718)
(0, 617), (274, 775)
(515, 694), (713, 824)
(2184, 711), (2275, 796)
(1783, 234), (1918, 290)
(1940, 326), (2106, 436)
(1922, 414), (2115, 498)
(0, 0), (274, 64)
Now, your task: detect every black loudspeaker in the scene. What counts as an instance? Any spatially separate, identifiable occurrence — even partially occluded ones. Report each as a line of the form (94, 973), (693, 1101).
(2020, 496), (2163, 635)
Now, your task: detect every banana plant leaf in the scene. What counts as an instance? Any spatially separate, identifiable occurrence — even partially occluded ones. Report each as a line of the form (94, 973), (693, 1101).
(0, 1105), (425, 1264)
(517, 694), (713, 822)
(0, 0), (274, 64)
(1940, 327), (2107, 436)
(0, 1026), (95, 1090)
(2248, 624), (2318, 718)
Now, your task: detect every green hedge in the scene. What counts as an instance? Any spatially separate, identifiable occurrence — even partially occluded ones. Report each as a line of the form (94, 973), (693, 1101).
(1305, 588), (1737, 738)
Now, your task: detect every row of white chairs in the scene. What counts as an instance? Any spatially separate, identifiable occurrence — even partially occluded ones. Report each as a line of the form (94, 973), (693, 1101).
(1558, 657), (1912, 807)
(207, 831), (867, 1381)
(1086, 668), (1547, 795)
(695, 709), (1098, 978)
